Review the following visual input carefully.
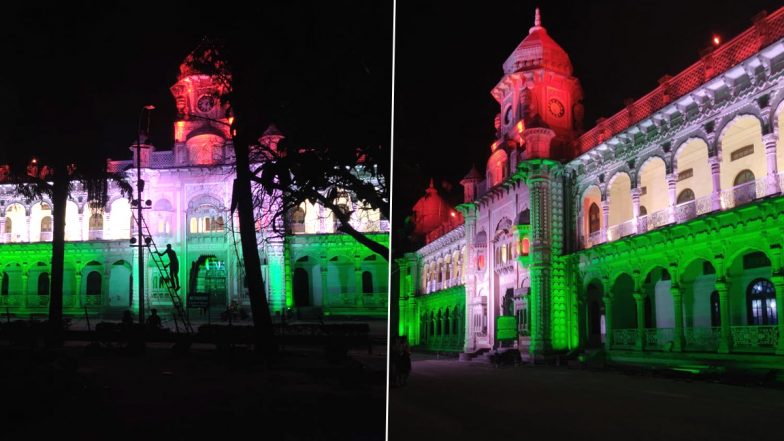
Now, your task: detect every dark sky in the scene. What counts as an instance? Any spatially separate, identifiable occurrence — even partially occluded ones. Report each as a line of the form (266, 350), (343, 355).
(392, 0), (783, 252)
(0, 2), (392, 169)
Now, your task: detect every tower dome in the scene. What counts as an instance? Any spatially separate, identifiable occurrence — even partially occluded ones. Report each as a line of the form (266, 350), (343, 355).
(502, 8), (572, 76)
(411, 179), (455, 236)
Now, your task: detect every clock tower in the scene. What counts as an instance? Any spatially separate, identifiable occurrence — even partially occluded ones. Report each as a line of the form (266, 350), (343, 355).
(491, 8), (583, 160)
(170, 43), (235, 166)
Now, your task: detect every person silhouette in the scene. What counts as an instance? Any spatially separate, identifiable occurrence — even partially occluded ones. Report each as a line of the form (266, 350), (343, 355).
(146, 308), (162, 331)
(157, 244), (180, 290)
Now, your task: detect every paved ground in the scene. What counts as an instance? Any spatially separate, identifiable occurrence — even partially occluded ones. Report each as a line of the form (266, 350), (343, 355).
(0, 341), (386, 440)
(389, 357), (784, 441)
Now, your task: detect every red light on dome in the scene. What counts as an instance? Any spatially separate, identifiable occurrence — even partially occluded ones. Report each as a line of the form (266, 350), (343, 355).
(450, 211), (456, 217)
(712, 35), (721, 46)
(491, 141), (499, 151)
(228, 117), (234, 125)
(516, 121), (525, 133)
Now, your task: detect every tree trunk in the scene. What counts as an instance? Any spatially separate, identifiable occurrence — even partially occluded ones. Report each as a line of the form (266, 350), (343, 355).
(47, 165), (68, 345)
(234, 142), (275, 354)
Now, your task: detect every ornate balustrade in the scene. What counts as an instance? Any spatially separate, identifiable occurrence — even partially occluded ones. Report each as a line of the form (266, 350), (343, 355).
(612, 328), (637, 348)
(32, 295), (50, 308)
(684, 327), (720, 352)
(39, 231), (53, 242)
(644, 327), (675, 350)
(83, 295), (103, 307)
(88, 230), (103, 240)
(0, 295), (23, 307)
(606, 225), (619, 242)
(720, 179), (766, 210)
(585, 230), (603, 248)
(730, 325), (778, 351)
(649, 208), (672, 229)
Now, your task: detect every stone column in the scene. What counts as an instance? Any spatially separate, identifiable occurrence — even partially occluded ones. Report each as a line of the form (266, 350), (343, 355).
(773, 275), (784, 355)
(320, 265), (329, 309)
(78, 213), (85, 240)
(73, 271), (82, 309)
(600, 199), (609, 242)
(709, 156), (722, 211)
(633, 292), (646, 351)
(715, 280), (730, 353)
(460, 207), (477, 353)
(25, 215), (31, 242)
(631, 187), (641, 234)
(666, 173), (677, 223)
(104, 213), (112, 240)
(671, 284), (684, 352)
(763, 133), (780, 196)
(354, 260), (363, 307)
(0, 218), (5, 242)
(603, 294), (614, 349)
(21, 270), (29, 308)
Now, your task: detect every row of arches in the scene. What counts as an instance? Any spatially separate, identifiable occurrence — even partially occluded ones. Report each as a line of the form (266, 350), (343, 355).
(583, 249), (782, 352)
(581, 113), (784, 246)
(291, 254), (387, 308)
(419, 305), (465, 350)
(289, 199), (383, 235)
(422, 246), (466, 294)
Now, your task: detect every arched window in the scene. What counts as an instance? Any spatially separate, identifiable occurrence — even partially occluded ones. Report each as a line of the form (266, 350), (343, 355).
(40, 216), (52, 233)
(86, 271), (102, 296)
(38, 273), (49, 296)
(734, 169), (755, 186)
(362, 271), (373, 294)
(429, 312), (435, 336)
(1, 272), (8, 295)
(676, 188), (695, 204)
(291, 207), (306, 233)
(4, 217), (11, 233)
(444, 307), (450, 335)
(747, 278), (776, 325)
(588, 203), (600, 234)
(89, 213), (103, 230)
(436, 310), (442, 336)
(333, 204), (350, 232)
(453, 308), (459, 335)
(639, 206), (647, 216)
(710, 290), (721, 327)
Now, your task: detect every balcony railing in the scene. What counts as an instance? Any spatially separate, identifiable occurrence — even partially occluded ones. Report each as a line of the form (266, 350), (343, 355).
(88, 230), (103, 240)
(612, 328), (637, 348)
(39, 231), (53, 242)
(684, 327), (720, 352)
(730, 325), (778, 351)
(584, 175), (781, 250)
(0, 295), (24, 307)
(720, 178), (766, 210)
(643, 327), (675, 350)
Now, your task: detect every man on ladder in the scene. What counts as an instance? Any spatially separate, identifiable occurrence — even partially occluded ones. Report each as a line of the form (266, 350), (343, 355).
(158, 244), (180, 291)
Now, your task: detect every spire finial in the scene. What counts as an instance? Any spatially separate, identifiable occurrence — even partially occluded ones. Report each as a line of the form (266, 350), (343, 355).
(535, 7), (541, 27)
(429, 178), (435, 188)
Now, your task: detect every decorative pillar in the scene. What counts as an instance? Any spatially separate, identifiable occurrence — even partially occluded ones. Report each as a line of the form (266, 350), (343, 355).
(715, 280), (730, 353)
(600, 199), (609, 242)
(25, 215), (31, 242)
(78, 213), (85, 240)
(73, 271), (82, 309)
(602, 294), (614, 350)
(0, 218), (5, 242)
(458, 206), (478, 354)
(354, 259), (363, 307)
(631, 187), (641, 234)
(772, 274), (784, 355)
(320, 265), (329, 308)
(670, 284), (684, 352)
(763, 133), (780, 195)
(633, 291), (646, 351)
(709, 156), (721, 211)
(666, 172), (677, 223)
(21, 269), (29, 309)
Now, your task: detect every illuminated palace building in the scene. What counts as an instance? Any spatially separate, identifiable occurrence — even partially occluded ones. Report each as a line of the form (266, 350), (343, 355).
(0, 52), (388, 320)
(398, 7), (784, 367)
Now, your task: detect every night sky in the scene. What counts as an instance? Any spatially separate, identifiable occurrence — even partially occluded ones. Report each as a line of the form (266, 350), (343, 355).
(0, 2), (392, 170)
(392, 0), (783, 253)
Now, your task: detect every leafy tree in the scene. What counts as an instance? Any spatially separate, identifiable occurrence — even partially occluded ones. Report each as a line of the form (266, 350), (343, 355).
(9, 158), (131, 343)
(250, 138), (390, 260)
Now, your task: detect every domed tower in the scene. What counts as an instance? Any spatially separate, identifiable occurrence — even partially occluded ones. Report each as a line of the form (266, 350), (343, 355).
(491, 8), (583, 160)
(411, 179), (455, 237)
(170, 41), (235, 166)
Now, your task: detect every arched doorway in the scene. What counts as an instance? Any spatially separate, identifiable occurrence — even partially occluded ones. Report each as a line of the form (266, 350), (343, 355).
(293, 268), (310, 307)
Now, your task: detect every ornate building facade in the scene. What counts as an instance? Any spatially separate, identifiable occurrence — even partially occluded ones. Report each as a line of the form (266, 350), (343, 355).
(0, 51), (388, 321)
(399, 7), (784, 367)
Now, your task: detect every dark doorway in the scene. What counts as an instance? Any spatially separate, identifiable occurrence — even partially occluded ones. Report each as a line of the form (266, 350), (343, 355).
(293, 268), (310, 307)
(38, 273), (49, 296)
